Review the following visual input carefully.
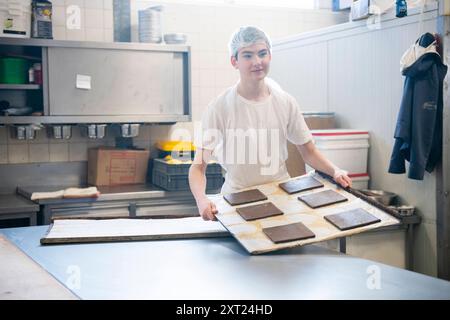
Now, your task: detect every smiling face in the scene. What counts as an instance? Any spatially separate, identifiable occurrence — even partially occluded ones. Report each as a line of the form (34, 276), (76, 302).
(231, 42), (271, 83)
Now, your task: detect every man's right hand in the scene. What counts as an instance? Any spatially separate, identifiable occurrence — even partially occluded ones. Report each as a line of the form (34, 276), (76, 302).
(197, 198), (218, 221)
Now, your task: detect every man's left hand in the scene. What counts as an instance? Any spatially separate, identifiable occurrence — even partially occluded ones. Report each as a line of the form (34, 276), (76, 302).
(333, 169), (352, 188)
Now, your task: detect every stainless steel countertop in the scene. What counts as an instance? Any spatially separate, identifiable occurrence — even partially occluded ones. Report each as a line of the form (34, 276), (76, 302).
(1, 226), (450, 299)
(0, 37), (190, 52)
(0, 194), (39, 215)
(17, 184), (214, 204)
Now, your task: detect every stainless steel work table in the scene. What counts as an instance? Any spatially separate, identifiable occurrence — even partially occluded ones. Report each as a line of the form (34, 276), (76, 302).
(18, 184), (176, 203)
(1, 226), (449, 299)
(17, 184), (214, 224)
(0, 194), (39, 226)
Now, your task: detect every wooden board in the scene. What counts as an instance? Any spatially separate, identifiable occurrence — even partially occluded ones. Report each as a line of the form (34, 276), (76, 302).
(298, 189), (348, 208)
(0, 235), (78, 300)
(324, 208), (381, 231)
(210, 172), (400, 254)
(263, 222), (315, 243)
(278, 176), (324, 194)
(236, 202), (283, 221)
(223, 189), (267, 206)
(41, 217), (229, 244)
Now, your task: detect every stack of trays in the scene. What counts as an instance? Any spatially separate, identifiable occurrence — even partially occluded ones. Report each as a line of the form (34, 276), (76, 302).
(138, 6), (163, 43)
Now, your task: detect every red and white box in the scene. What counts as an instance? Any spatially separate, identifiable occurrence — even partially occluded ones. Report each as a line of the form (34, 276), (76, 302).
(306, 129), (370, 177)
(348, 173), (370, 190)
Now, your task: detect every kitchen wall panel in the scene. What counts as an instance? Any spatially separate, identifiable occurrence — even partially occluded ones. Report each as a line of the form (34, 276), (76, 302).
(270, 5), (440, 276)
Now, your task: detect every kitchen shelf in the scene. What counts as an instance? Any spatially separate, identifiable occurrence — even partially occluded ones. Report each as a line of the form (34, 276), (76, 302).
(0, 84), (41, 90)
(0, 115), (188, 124)
(0, 37), (191, 124)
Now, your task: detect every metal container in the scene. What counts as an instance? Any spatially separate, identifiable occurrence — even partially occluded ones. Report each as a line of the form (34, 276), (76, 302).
(15, 126), (28, 140)
(49, 125), (72, 139)
(12, 124), (41, 140)
(389, 205), (415, 216)
(120, 124), (140, 138)
(81, 124), (107, 139)
(138, 6), (163, 43)
(163, 33), (187, 44)
(361, 189), (397, 206)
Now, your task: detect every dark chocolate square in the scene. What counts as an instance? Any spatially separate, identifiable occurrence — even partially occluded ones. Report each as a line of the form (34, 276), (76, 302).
(324, 208), (381, 231)
(263, 222), (315, 243)
(279, 176), (324, 194)
(223, 189), (267, 206)
(298, 189), (347, 209)
(236, 202), (283, 221)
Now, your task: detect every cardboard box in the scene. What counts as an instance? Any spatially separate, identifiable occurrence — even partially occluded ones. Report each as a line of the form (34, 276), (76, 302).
(286, 113), (336, 177)
(88, 147), (150, 186)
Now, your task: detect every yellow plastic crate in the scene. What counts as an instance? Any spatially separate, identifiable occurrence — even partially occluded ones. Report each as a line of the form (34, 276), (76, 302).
(155, 140), (196, 159)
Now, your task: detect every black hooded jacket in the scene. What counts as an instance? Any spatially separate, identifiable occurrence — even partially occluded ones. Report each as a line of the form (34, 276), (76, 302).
(388, 33), (448, 180)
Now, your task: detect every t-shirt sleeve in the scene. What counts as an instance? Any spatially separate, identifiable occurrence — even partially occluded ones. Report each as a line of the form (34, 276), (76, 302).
(286, 95), (313, 145)
(194, 101), (224, 151)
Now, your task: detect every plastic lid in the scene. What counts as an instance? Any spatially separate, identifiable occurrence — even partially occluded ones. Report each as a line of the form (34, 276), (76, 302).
(302, 112), (335, 116)
(33, 63), (42, 70)
(311, 129), (369, 136)
(156, 140), (196, 151)
(348, 173), (369, 178)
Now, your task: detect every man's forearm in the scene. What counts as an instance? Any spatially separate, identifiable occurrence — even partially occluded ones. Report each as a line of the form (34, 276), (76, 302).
(297, 141), (351, 187)
(188, 166), (208, 203)
(302, 147), (338, 176)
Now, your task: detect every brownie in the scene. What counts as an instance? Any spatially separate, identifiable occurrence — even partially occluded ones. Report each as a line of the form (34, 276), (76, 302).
(324, 208), (381, 231)
(223, 189), (267, 206)
(263, 222), (315, 243)
(236, 202), (283, 221)
(279, 176), (324, 194)
(298, 189), (347, 209)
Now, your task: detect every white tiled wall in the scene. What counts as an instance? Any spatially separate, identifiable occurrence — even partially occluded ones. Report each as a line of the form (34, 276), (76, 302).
(51, 0), (114, 42)
(49, 143), (69, 162)
(0, 1), (346, 164)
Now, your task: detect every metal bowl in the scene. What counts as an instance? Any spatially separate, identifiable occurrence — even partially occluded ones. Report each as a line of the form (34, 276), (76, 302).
(388, 205), (415, 216)
(164, 33), (187, 44)
(361, 189), (397, 206)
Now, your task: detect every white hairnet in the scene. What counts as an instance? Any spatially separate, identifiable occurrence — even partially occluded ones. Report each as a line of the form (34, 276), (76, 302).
(228, 26), (272, 58)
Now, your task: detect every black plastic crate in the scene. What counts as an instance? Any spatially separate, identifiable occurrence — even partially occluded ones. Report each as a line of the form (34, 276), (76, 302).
(153, 158), (222, 175)
(152, 169), (224, 191)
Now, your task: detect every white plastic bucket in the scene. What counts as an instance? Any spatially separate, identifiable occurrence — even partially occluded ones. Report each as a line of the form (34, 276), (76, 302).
(348, 173), (370, 190)
(307, 129), (370, 174)
(0, 0), (31, 38)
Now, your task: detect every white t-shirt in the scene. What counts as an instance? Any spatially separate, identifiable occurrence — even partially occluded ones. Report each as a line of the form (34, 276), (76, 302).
(197, 78), (312, 194)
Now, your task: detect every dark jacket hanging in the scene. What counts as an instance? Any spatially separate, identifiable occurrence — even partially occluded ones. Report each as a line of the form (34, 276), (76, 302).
(388, 32), (448, 180)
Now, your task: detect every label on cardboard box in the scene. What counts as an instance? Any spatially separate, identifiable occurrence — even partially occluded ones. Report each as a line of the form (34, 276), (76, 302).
(110, 153), (137, 184)
(88, 148), (150, 186)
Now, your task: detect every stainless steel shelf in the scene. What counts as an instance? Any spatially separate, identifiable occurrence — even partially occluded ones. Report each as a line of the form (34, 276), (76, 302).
(0, 37), (190, 53)
(0, 37), (191, 125)
(0, 84), (41, 90)
(0, 114), (190, 124)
